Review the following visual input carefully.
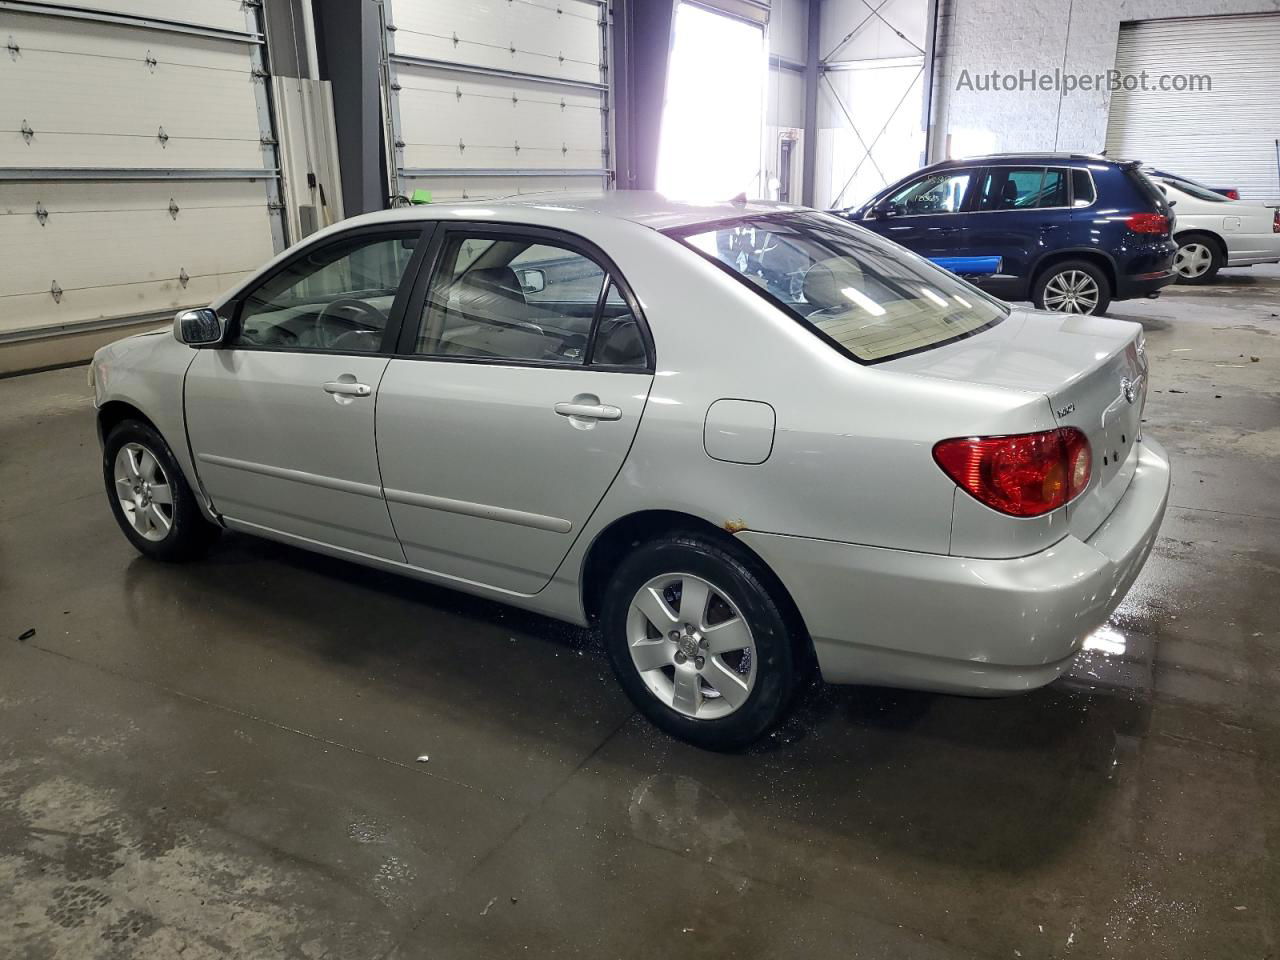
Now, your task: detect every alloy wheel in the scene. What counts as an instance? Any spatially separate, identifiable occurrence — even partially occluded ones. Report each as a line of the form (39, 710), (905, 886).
(1174, 242), (1213, 279)
(625, 573), (757, 720)
(1042, 270), (1100, 314)
(113, 442), (174, 542)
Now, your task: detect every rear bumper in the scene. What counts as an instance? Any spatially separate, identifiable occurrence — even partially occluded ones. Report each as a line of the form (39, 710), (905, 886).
(1115, 269), (1176, 300)
(740, 437), (1171, 695)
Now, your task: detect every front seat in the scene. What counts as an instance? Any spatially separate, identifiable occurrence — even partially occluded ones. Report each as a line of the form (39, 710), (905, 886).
(440, 266), (549, 359)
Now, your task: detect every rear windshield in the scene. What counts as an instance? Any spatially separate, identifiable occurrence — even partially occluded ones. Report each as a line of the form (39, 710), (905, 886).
(1160, 177), (1229, 203)
(1127, 168), (1173, 215)
(668, 211), (1007, 363)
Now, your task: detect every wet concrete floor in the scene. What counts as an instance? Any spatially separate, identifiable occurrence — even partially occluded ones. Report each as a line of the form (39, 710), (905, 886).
(1, 269), (1278, 959)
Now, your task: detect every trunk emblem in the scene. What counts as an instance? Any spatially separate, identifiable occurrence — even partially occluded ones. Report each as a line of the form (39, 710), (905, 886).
(1121, 378), (1136, 404)
(1056, 402), (1075, 418)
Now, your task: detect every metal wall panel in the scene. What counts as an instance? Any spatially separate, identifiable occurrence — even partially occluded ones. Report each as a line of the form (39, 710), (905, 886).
(0, 180), (273, 335)
(0, 2), (284, 344)
(1105, 14), (1280, 202)
(382, 0), (610, 201)
(1, 13), (267, 168)
(4, 0), (254, 34)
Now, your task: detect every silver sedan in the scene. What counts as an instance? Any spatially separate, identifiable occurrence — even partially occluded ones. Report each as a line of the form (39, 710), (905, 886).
(91, 193), (1169, 749)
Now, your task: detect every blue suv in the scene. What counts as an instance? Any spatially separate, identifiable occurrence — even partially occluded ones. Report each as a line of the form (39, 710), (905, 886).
(839, 153), (1177, 315)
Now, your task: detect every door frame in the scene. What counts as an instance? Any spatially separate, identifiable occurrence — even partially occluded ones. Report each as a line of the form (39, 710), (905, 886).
(390, 221), (656, 374)
(217, 221), (440, 359)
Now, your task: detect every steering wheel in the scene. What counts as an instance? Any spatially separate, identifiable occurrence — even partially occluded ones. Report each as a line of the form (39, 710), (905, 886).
(314, 298), (385, 349)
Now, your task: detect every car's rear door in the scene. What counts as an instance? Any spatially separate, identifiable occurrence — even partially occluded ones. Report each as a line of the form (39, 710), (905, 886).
(966, 166), (1072, 292)
(375, 223), (654, 594)
(184, 224), (430, 560)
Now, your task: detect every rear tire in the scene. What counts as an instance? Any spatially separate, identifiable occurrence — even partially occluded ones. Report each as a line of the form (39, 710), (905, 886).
(1173, 233), (1223, 285)
(1032, 259), (1112, 316)
(601, 533), (801, 750)
(103, 419), (220, 562)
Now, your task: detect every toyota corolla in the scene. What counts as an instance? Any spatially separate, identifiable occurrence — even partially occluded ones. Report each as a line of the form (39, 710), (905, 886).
(91, 193), (1170, 749)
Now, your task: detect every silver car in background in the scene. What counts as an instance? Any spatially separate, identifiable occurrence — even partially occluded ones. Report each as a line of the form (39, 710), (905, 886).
(92, 193), (1170, 748)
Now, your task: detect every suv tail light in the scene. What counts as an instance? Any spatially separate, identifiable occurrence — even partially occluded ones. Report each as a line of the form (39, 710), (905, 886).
(933, 428), (1091, 517)
(1224, 189), (1240, 200)
(1125, 213), (1170, 234)
(1273, 209), (1279, 234)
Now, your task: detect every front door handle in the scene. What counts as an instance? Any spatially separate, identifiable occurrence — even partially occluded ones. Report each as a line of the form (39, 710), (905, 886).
(554, 400), (621, 421)
(323, 380), (372, 397)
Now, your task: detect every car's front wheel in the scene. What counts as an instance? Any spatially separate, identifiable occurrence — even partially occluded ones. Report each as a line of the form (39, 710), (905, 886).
(601, 533), (802, 750)
(103, 419), (220, 561)
(1173, 233), (1223, 284)
(1032, 260), (1112, 316)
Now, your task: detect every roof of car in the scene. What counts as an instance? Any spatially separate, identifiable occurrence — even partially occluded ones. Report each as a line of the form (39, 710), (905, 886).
(341, 190), (802, 233)
(924, 152), (1119, 170)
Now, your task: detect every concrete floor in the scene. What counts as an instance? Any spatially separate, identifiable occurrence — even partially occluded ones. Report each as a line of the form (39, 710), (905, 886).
(1, 269), (1278, 960)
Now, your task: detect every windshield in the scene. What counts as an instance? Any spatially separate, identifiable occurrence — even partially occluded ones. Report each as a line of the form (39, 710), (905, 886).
(669, 211), (1008, 363)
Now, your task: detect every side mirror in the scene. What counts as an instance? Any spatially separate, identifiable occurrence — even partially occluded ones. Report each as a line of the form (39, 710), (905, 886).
(516, 267), (546, 295)
(871, 201), (898, 220)
(174, 307), (226, 347)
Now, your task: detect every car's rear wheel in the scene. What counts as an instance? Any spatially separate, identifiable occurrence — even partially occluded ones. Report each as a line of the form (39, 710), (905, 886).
(104, 419), (220, 561)
(601, 533), (801, 750)
(1173, 233), (1223, 284)
(1032, 260), (1111, 316)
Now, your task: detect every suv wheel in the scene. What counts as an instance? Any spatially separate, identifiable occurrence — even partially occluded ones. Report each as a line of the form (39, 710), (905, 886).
(1173, 233), (1223, 284)
(601, 533), (801, 750)
(104, 420), (220, 561)
(1032, 260), (1111, 316)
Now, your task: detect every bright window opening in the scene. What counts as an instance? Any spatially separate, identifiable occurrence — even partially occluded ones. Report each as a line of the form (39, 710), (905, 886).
(656, 3), (766, 200)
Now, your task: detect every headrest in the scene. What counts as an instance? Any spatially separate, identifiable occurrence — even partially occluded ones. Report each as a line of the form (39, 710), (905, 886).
(802, 257), (865, 312)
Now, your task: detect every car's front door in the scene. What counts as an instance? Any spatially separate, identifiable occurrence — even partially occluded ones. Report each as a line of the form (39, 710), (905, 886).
(965, 165), (1072, 295)
(184, 225), (428, 560)
(375, 225), (653, 594)
(860, 168), (976, 261)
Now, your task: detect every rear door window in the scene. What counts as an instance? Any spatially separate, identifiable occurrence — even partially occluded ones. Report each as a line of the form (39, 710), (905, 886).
(976, 167), (1068, 210)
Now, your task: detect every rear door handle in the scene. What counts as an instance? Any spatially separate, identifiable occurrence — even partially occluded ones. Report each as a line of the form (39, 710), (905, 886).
(554, 401), (621, 421)
(323, 380), (372, 397)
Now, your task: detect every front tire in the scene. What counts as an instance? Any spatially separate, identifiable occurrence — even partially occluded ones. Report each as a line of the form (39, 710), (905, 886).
(1173, 233), (1223, 284)
(601, 533), (801, 750)
(103, 419), (219, 561)
(1032, 259), (1111, 316)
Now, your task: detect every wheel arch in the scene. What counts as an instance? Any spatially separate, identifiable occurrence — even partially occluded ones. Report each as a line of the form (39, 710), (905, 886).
(1030, 248), (1117, 295)
(97, 399), (159, 446)
(579, 509), (815, 665)
(1173, 228), (1226, 256)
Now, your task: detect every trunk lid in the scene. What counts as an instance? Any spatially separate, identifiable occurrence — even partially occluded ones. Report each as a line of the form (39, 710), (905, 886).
(885, 307), (1148, 540)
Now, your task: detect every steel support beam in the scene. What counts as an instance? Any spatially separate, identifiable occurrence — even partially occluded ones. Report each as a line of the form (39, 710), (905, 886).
(921, 0), (941, 163)
(801, 0), (821, 207)
(769, 54), (806, 73)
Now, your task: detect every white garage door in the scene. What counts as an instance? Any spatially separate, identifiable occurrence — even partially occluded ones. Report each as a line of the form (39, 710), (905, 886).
(380, 0), (610, 202)
(0, 1), (286, 343)
(1105, 14), (1280, 202)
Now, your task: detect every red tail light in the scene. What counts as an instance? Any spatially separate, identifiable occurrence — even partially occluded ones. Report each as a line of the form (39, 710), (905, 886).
(933, 428), (1091, 517)
(1273, 209), (1279, 234)
(1125, 213), (1170, 234)
(1224, 189), (1240, 200)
